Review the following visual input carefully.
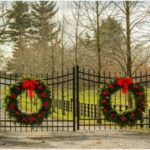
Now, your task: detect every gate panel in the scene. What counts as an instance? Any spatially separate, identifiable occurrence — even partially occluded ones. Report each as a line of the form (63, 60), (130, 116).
(77, 67), (150, 130)
(0, 68), (75, 132)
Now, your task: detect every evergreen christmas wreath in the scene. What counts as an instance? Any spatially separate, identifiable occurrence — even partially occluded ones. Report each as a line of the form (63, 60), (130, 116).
(5, 78), (51, 126)
(99, 77), (145, 127)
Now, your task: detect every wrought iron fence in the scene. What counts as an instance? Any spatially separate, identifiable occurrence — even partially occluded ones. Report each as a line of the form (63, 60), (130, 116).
(0, 66), (150, 132)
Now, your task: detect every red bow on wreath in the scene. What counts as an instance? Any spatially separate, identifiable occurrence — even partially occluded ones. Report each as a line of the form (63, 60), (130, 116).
(117, 77), (133, 94)
(23, 79), (39, 98)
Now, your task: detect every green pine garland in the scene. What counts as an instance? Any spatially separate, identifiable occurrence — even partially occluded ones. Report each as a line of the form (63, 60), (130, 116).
(5, 78), (51, 126)
(99, 78), (145, 127)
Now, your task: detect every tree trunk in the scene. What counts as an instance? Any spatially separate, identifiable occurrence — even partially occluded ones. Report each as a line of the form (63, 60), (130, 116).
(75, 2), (80, 66)
(96, 1), (102, 124)
(126, 1), (132, 108)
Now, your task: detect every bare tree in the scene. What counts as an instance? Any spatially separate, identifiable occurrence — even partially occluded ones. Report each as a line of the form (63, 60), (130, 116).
(69, 1), (83, 66)
(112, 1), (150, 76)
(74, 2), (81, 66)
(75, 1), (111, 73)
(110, 1), (150, 107)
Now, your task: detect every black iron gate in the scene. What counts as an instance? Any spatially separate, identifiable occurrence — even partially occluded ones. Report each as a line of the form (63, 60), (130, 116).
(76, 66), (150, 130)
(0, 68), (75, 132)
(0, 66), (150, 132)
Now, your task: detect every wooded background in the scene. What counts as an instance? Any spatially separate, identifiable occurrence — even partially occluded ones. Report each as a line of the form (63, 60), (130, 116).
(0, 1), (150, 76)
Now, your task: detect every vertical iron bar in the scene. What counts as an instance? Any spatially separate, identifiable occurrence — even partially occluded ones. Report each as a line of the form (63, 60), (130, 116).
(57, 71), (59, 131)
(67, 68), (69, 131)
(41, 74), (44, 132)
(4, 72), (6, 132)
(35, 74), (38, 132)
(108, 72), (112, 129)
(88, 69), (90, 130)
(62, 69), (64, 131)
(93, 70), (96, 130)
(119, 71), (122, 130)
(25, 85), (28, 131)
(15, 73), (17, 132)
(0, 71), (3, 131)
(76, 66), (80, 130)
(83, 68), (85, 130)
(149, 110), (150, 128)
(140, 70), (144, 128)
(30, 73), (32, 132)
(73, 66), (76, 131)
(145, 70), (148, 129)
(0, 71), (1, 132)
(114, 72), (117, 130)
(51, 72), (54, 132)
(10, 73), (11, 132)
(139, 70), (142, 129)
(124, 71), (128, 130)
(143, 70), (147, 129)
(119, 71), (122, 114)
(46, 73), (49, 131)
(104, 71), (106, 130)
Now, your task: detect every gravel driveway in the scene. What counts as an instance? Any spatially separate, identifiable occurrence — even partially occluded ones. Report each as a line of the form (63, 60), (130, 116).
(0, 130), (150, 149)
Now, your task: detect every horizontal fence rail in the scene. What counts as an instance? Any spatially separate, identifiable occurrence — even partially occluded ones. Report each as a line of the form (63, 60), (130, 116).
(55, 99), (150, 125)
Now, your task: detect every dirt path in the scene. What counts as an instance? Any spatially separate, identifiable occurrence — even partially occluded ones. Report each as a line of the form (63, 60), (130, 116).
(0, 130), (150, 149)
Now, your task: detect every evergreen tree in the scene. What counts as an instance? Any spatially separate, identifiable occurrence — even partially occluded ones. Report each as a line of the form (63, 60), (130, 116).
(7, 1), (30, 74)
(100, 17), (123, 53)
(100, 17), (124, 71)
(31, 1), (59, 73)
